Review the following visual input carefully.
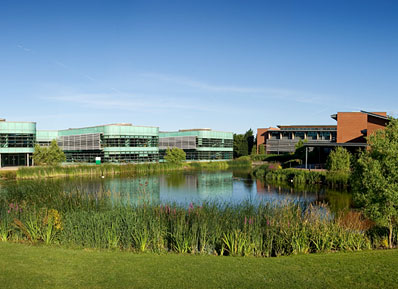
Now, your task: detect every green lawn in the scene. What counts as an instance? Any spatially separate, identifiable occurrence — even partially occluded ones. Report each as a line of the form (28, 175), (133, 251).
(0, 243), (397, 289)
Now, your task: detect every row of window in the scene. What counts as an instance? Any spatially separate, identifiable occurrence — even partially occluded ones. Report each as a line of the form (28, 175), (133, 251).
(160, 149), (233, 161)
(64, 151), (159, 163)
(102, 136), (158, 148)
(0, 134), (231, 150)
(269, 131), (337, 141)
(197, 138), (233, 148)
(0, 134), (35, 148)
(104, 153), (159, 163)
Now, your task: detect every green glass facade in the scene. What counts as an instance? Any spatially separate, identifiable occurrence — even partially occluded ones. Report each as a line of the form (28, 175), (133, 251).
(0, 121), (36, 167)
(36, 130), (59, 146)
(0, 120), (232, 166)
(159, 129), (233, 161)
(57, 124), (159, 163)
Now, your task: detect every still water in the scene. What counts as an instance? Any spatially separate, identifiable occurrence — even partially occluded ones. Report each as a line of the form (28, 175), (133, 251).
(0, 170), (352, 211)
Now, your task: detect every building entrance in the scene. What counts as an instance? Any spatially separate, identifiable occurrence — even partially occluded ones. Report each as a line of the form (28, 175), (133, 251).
(1, 153), (27, 167)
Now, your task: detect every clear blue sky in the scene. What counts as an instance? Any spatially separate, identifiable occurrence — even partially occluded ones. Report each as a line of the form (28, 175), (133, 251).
(1, 0), (397, 133)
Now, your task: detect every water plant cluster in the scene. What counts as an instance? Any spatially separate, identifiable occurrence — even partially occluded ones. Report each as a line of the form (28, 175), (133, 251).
(253, 165), (350, 187)
(1, 181), (394, 256)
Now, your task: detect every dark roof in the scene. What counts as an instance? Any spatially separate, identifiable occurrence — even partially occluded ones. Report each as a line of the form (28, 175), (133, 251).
(331, 111), (389, 121)
(277, 125), (336, 129)
(360, 110), (390, 121)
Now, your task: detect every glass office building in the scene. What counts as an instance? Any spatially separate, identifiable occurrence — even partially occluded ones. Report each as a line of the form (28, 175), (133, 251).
(0, 119), (36, 167)
(36, 130), (59, 147)
(1, 119), (231, 166)
(159, 129), (233, 161)
(57, 123), (159, 163)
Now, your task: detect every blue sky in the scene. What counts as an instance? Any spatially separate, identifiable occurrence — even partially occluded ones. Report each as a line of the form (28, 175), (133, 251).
(1, 0), (397, 133)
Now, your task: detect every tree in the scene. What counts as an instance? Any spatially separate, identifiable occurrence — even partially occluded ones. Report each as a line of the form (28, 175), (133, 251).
(258, 144), (265, 155)
(233, 129), (254, 158)
(32, 144), (47, 165)
(164, 147), (186, 164)
(233, 134), (248, 158)
(47, 140), (66, 165)
(326, 147), (351, 173)
(33, 140), (66, 166)
(294, 139), (307, 151)
(245, 129), (255, 156)
(250, 145), (257, 155)
(352, 118), (398, 248)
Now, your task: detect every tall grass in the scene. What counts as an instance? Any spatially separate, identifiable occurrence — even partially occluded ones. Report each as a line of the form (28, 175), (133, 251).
(15, 159), (251, 180)
(0, 170), (17, 180)
(0, 184), (387, 255)
(16, 163), (184, 179)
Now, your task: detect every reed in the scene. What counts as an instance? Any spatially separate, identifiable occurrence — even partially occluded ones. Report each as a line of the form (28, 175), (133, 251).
(0, 190), (384, 256)
(14, 160), (251, 180)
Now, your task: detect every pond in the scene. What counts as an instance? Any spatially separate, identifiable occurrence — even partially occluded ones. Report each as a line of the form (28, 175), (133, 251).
(0, 170), (352, 212)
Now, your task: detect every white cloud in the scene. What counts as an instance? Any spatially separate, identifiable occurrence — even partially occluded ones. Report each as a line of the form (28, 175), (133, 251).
(43, 92), (219, 113)
(139, 72), (340, 105)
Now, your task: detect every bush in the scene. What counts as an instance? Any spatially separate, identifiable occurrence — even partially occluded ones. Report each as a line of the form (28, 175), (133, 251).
(33, 140), (66, 166)
(326, 147), (351, 173)
(164, 148), (186, 164)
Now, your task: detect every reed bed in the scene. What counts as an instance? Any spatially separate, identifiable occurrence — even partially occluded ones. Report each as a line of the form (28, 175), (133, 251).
(0, 183), (389, 256)
(14, 159), (251, 180)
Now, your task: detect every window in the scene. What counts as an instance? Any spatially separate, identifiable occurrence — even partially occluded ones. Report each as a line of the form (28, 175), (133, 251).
(282, 132), (293, 140)
(319, 132), (331, 140)
(294, 132), (305, 140)
(102, 136), (159, 148)
(270, 132), (280, 140)
(307, 131), (317, 140)
(0, 134), (35, 148)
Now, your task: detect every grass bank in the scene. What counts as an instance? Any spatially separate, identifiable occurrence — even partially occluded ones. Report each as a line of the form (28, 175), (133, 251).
(13, 159), (251, 180)
(0, 242), (397, 289)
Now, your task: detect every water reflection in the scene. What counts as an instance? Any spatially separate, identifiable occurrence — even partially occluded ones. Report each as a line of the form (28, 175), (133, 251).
(159, 171), (233, 204)
(0, 170), (352, 211)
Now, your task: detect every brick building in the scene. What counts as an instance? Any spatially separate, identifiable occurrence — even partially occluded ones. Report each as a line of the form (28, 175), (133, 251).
(257, 110), (390, 155)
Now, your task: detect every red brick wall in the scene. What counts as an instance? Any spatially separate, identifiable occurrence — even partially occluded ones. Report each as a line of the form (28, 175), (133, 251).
(256, 128), (269, 152)
(337, 112), (388, 143)
(337, 112), (367, 143)
(367, 114), (389, 137)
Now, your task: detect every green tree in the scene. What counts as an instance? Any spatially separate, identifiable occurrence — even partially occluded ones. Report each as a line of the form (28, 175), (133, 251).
(258, 144), (265, 155)
(47, 140), (66, 165)
(352, 118), (398, 248)
(164, 147), (186, 164)
(233, 134), (248, 158)
(294, 139), (308, 151)
(233, 129), (254, 158)
(32, 144), (46, 165)
(250, 145), (257, 155)
(326, 147), (351, 173)
(245, 129), (254, 156)
(33, 140), (66, 166)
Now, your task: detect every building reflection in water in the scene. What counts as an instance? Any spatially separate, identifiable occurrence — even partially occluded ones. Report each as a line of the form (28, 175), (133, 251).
(160, 171), (234, 204)
(7, 171), (351, 211)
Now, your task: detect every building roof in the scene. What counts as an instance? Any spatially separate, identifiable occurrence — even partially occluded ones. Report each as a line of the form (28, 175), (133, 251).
(360, 110), (390, 121)
(331, 110), (389, 121)
(277, 125), (337, 129)
(179, 128), (212, 132)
